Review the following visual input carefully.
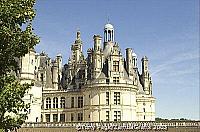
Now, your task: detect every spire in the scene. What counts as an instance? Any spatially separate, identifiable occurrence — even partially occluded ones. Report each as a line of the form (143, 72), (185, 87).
(107, 15), (110, 24)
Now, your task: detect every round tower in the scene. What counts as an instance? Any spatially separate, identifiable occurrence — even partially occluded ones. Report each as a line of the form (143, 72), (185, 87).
(20, 48), (36, 84)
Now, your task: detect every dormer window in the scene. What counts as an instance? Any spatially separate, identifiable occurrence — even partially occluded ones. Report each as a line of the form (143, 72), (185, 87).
(113, 61), (119, 72)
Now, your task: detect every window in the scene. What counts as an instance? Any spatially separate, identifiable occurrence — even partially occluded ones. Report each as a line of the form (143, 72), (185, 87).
(78, 96), (83, 108)
(106, 92), (109, 105)
(106, 79), (110, 84)
(71, 113), (74, 121)
(60, 97), (65, 108)
(114, 92), (120, 105)
(60, 114), (65, 122)
(46, 98), (51, 109)
(114, 111), (121, 121)
(78, 70), (85, 79)
(71, 97), (74, 108)
(113, 77), (119, 83)
(106, 111), (109, 121)
(53, 114), (58, 122)
(45, 114), (50, 122)
(113, 61), (119, 72)
(53, 97), (58, 108)
(143, 108), (145, 112)
(41, 114), (43, 122)
(78, 113), (83, 121)
(144, 115), (146, 120)
(41, 73), (44, 82)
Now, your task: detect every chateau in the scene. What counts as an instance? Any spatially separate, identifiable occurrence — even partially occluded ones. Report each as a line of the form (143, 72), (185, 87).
(20, 23), (155, 123)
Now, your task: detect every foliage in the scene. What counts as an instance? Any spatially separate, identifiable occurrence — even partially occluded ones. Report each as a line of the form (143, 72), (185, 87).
(0, 0), (39, 75)
(0, 0), (39, 131)
(155, 117), (192, 122)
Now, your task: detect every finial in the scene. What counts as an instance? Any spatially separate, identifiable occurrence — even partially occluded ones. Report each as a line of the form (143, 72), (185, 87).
(107, 15), (110, 24)
(77, 27), (80, 32)
(76, 27), (81, 40)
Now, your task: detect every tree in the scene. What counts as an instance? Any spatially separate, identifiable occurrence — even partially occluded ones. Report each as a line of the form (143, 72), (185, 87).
(0, 0), (39, 131)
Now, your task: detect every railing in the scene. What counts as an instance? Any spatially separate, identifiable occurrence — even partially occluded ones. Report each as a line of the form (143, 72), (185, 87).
(22, 121), (200, 128)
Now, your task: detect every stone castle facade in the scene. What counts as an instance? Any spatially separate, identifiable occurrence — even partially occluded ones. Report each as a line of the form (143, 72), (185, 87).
(20, 23), (155, 123)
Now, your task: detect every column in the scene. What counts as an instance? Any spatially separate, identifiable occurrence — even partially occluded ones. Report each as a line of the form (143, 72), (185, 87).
(58, 113), (60, 122)
(107, 30), (109, 42)
(58, 96), (60, 108)
(44, 98), (46, 109)
(51, 97), (53, 109)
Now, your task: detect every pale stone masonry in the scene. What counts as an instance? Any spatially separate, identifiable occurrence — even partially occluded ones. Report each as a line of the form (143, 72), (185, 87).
(19, 23), (155, 123)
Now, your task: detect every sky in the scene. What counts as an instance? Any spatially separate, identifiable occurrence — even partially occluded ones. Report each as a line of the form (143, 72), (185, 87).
(33, 0), (199, 120)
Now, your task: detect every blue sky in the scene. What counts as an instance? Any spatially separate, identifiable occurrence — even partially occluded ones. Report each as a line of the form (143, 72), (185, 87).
(33, 0), (199, 120)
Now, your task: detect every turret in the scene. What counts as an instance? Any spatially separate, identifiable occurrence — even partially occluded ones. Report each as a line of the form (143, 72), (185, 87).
(56, 54), (62, 83)
(20, 48), (36, 84)
(71, 30), (83, 62)
(126, 48), (134, 77)
(87, 48), (92, 80)
(93, 35), (102, 51)
(141, 56), (151, 95)
(132, 51), (137, 69)
(52, 61), (58, 89)
(104, 23), (114, 49)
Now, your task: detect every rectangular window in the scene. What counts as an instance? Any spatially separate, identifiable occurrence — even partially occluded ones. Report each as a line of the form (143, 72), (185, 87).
(113, 77), (119, 83)
(60, 114), (65, 122)
(45, 114), (50, 122)
(114, 92), (120, 105)
(78, 113), (83, 121)
(114, 111), (121, 121)
(106, 92), (109, 105)
(46, 98), (51, 109)
(106, 111), (109, 121)
(60, 97), (65, 108)
(106, 79), (110, 84)
(53, 114), (58, 122)
(78, 70), (85, 79)
(71, 97), (74, 108)
(53, 97), (58, 108)
(78, 96), (83, 108)
(118, 111), (121, 121)
(71, 113), (74, 121)
(113, 61), (119, 72)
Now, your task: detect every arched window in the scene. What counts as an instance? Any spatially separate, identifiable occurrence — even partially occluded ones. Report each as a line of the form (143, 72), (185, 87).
(53, 97), (58, 108)
(60, 97), (65, 108)
(46, 97), (51, 109)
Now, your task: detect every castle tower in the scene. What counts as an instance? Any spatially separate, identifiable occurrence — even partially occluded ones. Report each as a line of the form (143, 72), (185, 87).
(93, 35), (102, 51)
(52, 61), (58, 89)
(93, 35), (102, 79)
(71, 30), (83, 62)
(20, 48), (36, 84)
(126, 48), (134, 77)
(132, 50), (137, 69)
(141, 56), (151, 95)
(56, 54), (62, 85)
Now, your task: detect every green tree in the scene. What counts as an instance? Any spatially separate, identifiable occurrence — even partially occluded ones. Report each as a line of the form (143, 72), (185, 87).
(0, 0), (39, 131)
